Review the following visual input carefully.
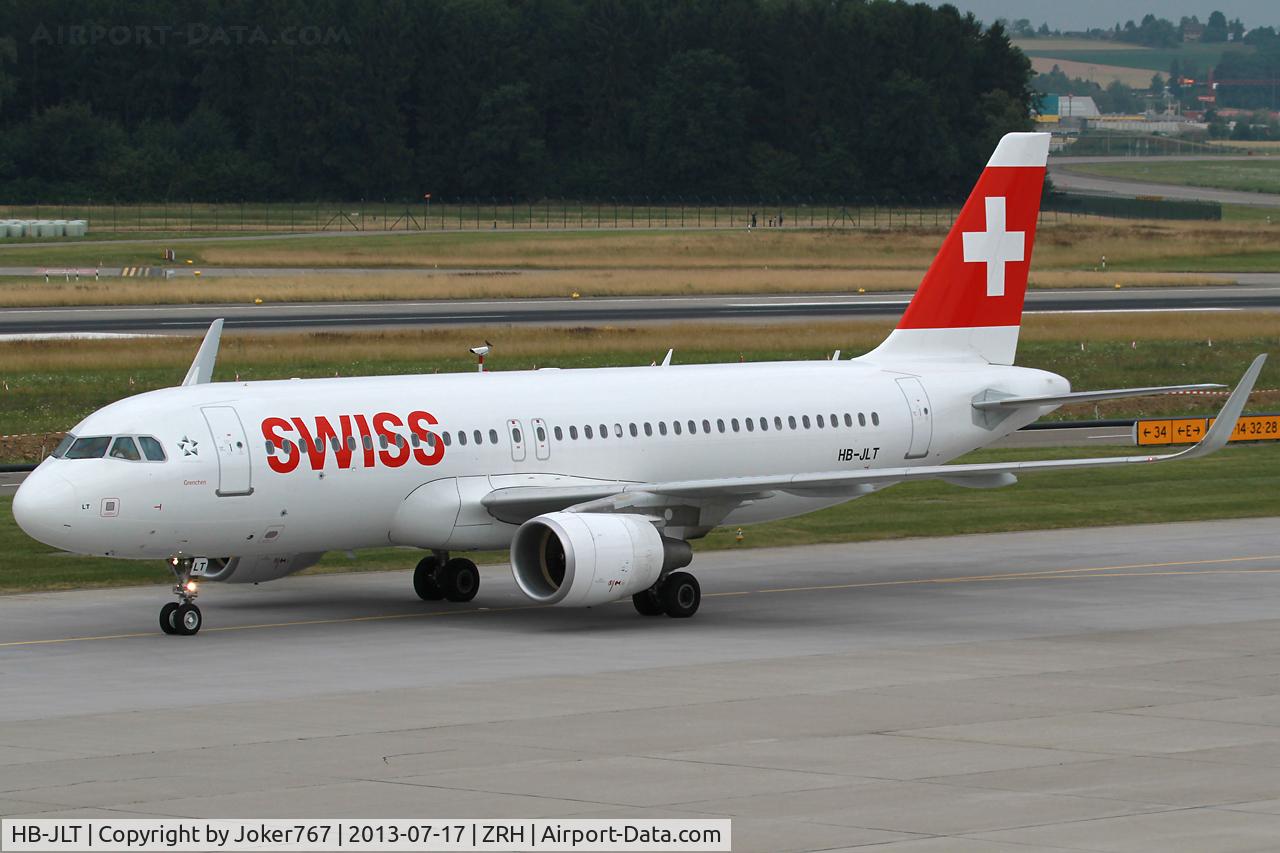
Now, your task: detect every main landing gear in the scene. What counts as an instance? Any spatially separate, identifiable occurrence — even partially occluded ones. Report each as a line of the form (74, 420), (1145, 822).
(160, 557), (203, 636)
(414, 551), (480, 603)
(633, 570), (701, 619)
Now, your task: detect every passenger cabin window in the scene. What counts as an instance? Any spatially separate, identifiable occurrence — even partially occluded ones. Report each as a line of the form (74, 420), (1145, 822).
(511, 427), (522, 443)
(458, 431), (468, 446)
(474, 429), (484, 445)
(802, 415), (811, 429)
(858, 413), (866, 427)
(65, 436), (111, 459)
(600, 424), (608, 438)
(872, 412), (880, 426)
(109, 436), (141, 461)
(658, 422), (667, 436)
(554, 426), (564, 441)
(489, 429), (499, 444)
(844, 413), (853, 427)
(535, 426), (546, 442)
(585, 425), (594, 439)
(569, 425), (579, 440)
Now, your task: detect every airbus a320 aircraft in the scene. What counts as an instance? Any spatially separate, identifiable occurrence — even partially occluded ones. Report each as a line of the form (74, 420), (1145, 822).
(12, 132), (1266, 635)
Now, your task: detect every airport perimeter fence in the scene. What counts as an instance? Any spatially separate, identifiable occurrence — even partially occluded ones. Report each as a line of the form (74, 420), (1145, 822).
(0, 193), (1222, 237)
(1043, 192), (1222, 221)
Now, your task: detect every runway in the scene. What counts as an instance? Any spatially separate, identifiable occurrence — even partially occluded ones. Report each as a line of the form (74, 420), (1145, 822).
(1049, 155), (1280, 207)
(2, 284), (1278, 335)
(3, 518), (1280, 851)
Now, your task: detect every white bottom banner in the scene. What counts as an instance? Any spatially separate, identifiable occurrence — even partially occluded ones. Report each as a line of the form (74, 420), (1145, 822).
(1, 819), (731, 852)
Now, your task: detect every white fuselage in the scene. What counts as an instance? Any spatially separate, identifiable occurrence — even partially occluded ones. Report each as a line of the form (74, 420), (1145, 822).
(15, 357), (1066, 563)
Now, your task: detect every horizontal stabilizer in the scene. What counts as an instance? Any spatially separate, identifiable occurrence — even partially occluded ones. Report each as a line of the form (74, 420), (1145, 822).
(973, 383), (1225, 411)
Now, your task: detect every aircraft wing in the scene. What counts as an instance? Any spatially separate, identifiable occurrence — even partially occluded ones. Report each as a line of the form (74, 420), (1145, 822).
(972, 383), (1224, 410)
(482, 355), (1265, 524)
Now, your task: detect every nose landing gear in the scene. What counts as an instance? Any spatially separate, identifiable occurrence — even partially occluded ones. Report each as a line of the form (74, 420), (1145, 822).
(160, 557), (204, 636)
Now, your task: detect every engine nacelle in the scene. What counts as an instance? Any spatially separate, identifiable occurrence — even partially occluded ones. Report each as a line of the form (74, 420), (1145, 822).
(197, 552), (324, 584)
(510, 512), (691, 607)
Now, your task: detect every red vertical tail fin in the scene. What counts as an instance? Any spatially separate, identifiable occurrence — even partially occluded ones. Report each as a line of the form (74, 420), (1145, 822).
(867, 132), (1049, 365)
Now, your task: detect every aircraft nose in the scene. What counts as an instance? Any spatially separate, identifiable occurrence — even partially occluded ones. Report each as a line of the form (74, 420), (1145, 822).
(12, 469), (77, 547)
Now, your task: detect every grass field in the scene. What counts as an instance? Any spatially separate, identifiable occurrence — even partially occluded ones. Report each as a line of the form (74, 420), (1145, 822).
(0, 313), (1275, 439)
(1210, 140), (1280, 152)
(1070, 159), (1280, 196)
(1016, 38), (1252, 74)
(3, 443), (1276, 593)
(1028, 57), (1155, 88)
(0, 220), (1270, 307)
(0, 268), (1231, 307)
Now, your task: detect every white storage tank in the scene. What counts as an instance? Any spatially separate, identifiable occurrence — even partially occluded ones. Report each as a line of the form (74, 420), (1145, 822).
(32, 220), (55, 237)
(10, 220), (30, 237)
(65, 219), (88, 237)
(51, 219), (67, 237)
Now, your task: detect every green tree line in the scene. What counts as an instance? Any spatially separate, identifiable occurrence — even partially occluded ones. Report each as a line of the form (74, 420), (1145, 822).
(0, 0), (1032, 203)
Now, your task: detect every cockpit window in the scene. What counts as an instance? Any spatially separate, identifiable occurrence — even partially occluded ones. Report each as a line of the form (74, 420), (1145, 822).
(109, 436), (142, 461)
(65, 436), (111, 459)
(138, 436), (166, 462)
(51, 434), (75, 458)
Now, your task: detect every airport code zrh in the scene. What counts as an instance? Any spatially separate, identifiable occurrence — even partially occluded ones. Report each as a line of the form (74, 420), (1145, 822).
(1, 819), (732, 852)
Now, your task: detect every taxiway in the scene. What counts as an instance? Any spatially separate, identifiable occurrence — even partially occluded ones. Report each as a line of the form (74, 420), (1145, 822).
(2, 518), (1280, 851)
(1, 284), (1278, 336)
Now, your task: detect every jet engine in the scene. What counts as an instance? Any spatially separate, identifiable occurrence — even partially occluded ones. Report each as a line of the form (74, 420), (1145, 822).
(510, 512), (691, 607)
(196, 552), (325, 584)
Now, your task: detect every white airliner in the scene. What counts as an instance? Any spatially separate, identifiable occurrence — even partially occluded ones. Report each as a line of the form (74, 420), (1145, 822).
(12, 132), (1266, 635)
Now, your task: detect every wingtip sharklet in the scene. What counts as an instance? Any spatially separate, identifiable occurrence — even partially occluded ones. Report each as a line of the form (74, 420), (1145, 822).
(1179, 353), (1267, 460)
(181, 318), (225, 386)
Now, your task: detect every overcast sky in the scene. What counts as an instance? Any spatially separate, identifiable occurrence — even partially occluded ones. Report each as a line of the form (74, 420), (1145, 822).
(928, 1), (1278, 32)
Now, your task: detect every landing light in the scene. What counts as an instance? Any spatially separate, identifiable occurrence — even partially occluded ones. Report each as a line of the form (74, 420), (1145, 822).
(185, 581), (198, 594)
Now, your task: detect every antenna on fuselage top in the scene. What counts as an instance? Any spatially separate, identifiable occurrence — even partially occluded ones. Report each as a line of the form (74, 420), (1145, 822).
(181, 319), (224, 386)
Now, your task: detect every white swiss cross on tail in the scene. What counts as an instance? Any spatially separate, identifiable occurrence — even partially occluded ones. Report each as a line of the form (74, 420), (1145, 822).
(962, 196), (1024, 297)
(874, 132), (1048, 366)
